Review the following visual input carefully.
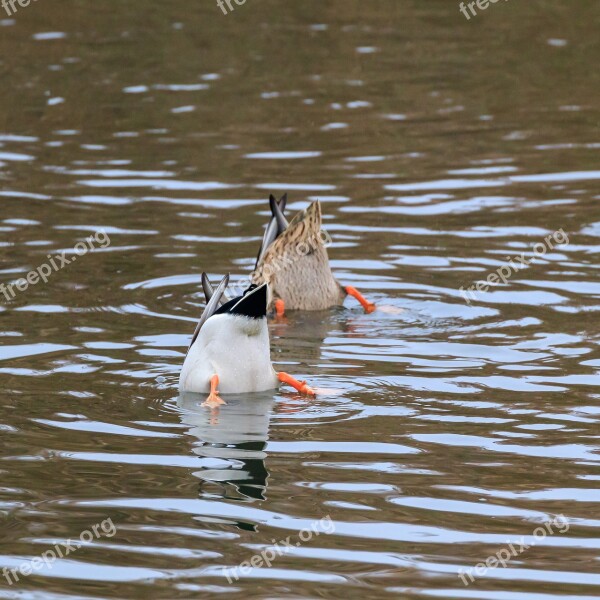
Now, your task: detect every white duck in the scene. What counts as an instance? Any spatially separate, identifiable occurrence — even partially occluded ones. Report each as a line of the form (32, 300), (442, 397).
(179, 273), (315, 407)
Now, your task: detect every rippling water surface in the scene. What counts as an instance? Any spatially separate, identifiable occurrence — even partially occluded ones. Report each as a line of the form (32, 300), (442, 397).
(1, 1), (599, 598)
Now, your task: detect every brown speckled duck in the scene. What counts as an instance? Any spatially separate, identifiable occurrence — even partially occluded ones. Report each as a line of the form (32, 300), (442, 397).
(251, 194), (375, 316)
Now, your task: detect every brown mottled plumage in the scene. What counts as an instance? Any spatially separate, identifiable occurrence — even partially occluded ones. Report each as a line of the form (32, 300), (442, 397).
(252, 199), (346, 311)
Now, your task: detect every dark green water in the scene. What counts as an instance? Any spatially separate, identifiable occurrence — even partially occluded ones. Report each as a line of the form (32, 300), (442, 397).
(0, 1), (599, 598)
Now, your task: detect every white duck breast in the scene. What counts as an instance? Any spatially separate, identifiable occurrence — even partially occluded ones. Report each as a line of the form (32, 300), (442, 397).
(179, 282), (278, 394)
(179, 313), (278, 393)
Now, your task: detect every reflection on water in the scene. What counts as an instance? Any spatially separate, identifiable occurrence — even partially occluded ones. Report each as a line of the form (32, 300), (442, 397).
(179, 393), (274, 503)
(0, 0), (599, 598)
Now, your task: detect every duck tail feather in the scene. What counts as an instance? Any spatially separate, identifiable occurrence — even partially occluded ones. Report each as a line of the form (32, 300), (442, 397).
(188, 273), (230, 351)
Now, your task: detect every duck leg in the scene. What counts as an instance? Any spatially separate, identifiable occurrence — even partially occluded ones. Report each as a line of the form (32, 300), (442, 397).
(274, 299), (286, 318)
(278, 372), (316, 396)
(345, 286), (376, 313)
(201, 374), (226, 408)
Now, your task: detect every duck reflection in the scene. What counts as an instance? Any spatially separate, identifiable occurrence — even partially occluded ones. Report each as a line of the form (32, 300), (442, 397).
(178, 392), (275, 501)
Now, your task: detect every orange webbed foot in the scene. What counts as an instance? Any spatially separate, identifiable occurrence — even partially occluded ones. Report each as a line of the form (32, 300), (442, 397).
(201, 374), (226, 408)
(345, 286), (376, 313)
(274, 299), (285, 318)
(202, 393), (226, 408)
(278, 372), (316, 396)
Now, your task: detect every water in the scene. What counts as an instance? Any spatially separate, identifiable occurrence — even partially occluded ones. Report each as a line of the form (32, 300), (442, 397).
(1, 1), (599, 598)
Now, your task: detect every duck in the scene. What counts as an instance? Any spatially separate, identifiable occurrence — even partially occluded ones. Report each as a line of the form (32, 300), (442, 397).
(179, 273), (315, 408)
(251, 194), (376, 316)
